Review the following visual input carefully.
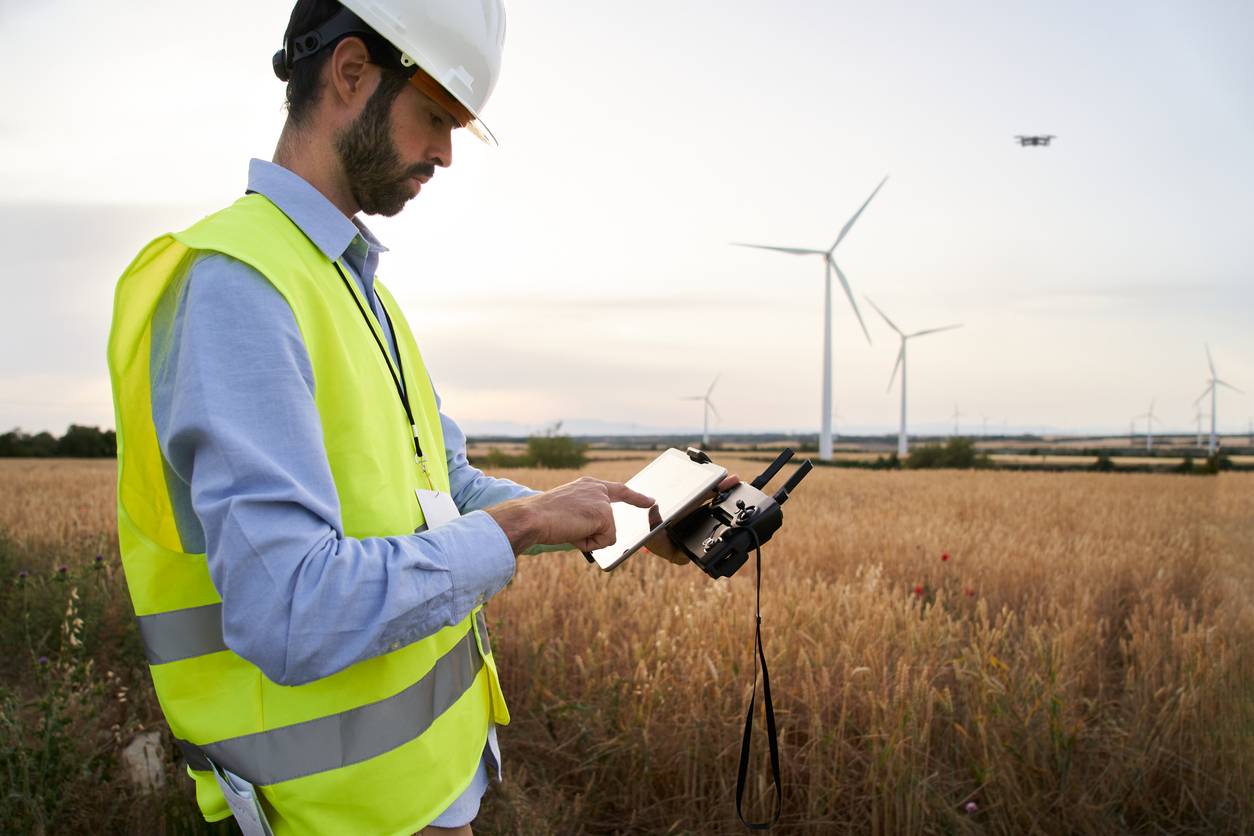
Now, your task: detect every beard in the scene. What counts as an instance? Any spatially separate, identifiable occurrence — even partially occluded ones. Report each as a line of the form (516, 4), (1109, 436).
(335, 74), (435, 217)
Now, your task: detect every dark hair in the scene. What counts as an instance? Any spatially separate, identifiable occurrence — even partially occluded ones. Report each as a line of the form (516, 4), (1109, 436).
(281, 0), (408, 127)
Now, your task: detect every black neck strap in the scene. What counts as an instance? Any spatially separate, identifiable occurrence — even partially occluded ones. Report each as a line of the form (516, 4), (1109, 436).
(737, 529), (782, 829)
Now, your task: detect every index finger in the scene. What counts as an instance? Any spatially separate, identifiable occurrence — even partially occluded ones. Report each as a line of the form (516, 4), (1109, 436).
(606, 482), (654, 509)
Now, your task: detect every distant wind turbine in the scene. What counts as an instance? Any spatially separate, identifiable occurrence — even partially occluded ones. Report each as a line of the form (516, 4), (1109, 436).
(952, 404), (964, 436)
(732, 176), (888, 461)
(865, 297), (962, 456)
(1195, 344), (1243, 454)
(1133, 398), (1160, 452)
(681, 374), (721, 448)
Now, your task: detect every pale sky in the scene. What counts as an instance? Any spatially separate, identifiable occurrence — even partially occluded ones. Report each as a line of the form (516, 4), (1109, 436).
(1, 0), (1252, 437)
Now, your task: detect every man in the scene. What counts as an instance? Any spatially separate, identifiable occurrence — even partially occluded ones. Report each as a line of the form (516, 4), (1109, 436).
(108, 1), (707, 833)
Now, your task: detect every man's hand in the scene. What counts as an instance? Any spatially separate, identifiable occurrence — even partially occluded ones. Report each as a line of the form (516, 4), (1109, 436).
(487, 476), (654, 554)
(642, 473), (742, 566)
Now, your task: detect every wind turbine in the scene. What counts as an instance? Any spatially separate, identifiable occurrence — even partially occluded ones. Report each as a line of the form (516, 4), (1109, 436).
(681, 374), (721, 448)
(732, 176), (888, 461)
(865, 297), (962, 456)
(1132, 398), (1160, 452)
(1196, 344), (1243, 454)
(1194, 406), (1206, 447)
(952, 404), (964, 437)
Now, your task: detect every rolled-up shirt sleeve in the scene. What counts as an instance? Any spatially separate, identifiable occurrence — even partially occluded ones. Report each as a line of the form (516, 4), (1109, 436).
(151, 253), (516, 687)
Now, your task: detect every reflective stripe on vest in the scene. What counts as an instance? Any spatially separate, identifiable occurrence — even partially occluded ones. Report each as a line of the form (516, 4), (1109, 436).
(174, 625), (484, 786)
(136, 603), (228, 665)
(135, 601), (495, 669)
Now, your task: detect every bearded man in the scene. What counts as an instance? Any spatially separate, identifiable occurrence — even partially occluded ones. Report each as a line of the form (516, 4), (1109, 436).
(106, 1), (670, 833)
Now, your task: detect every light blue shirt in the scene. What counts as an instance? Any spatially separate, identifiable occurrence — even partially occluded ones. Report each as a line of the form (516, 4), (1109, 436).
(150, 159), (534, 826)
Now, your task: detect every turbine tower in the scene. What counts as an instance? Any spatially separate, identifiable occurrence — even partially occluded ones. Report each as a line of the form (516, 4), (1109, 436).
(1196, 345), (1242, 454)
(952, 404), (963, 436)
(1133, 398), (1159, 452)
(733, 176), (888, 460)
(865, 297), (961, 457)
(681, 374), (721, 448)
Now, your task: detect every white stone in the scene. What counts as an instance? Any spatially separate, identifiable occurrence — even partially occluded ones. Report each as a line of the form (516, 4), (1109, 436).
(121, 730), (167, 794)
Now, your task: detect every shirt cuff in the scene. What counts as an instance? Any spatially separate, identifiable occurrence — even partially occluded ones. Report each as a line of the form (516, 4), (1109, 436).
(440, 509), (517, 615)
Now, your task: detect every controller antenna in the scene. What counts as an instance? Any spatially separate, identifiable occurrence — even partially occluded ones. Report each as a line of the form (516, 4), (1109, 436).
(750, 448), (795, 490)
(773, 460), (813, 505)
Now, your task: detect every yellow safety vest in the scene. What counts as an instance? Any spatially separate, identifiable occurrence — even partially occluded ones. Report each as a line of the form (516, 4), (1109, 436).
(107, 194), (510, 835)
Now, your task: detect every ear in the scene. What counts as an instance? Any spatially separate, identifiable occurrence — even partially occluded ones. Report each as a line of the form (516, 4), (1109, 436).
(326, 36), (377, 111)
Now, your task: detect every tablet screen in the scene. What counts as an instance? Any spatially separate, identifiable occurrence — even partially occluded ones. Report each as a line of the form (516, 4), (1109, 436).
(589, 448), (727, 570)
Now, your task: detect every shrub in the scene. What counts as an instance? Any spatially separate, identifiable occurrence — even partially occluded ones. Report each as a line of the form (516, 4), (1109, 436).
(525, 423), (587, 469)
(0, 427), (116, 459)
(906, 437), (993, 470)
(476, 424), (588, 470)
(1203, 451), (1233, 474)
(1092, 453), (1116, 472)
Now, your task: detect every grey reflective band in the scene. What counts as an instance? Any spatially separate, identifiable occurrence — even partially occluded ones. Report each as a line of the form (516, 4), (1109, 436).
(176, 626), (484, 786)
(136, 603), (229, 665)
(474, 610), (492, 657)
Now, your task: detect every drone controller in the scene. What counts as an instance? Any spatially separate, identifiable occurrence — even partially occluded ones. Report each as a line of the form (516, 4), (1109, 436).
(669, 448), (813, 579)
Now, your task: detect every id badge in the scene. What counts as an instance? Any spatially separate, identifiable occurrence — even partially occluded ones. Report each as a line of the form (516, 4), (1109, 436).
(209, 761), (274, 836)
(416, 489), (460, 530)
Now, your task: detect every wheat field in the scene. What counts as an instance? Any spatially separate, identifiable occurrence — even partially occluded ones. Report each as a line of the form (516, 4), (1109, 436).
(1, 457), (1252, 834)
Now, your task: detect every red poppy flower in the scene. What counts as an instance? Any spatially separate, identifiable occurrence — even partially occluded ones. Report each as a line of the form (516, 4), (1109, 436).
(941, 551), (950, 562)
(913, 584), (924, 597)
(964, 587), (975, 597)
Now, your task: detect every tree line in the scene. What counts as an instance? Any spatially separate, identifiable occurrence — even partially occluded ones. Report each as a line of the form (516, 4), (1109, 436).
(0, 425), (117, 458)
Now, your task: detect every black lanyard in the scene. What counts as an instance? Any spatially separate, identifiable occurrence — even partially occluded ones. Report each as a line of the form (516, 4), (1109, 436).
(332, 262), (425, 464)
(737, 528), (782, 829)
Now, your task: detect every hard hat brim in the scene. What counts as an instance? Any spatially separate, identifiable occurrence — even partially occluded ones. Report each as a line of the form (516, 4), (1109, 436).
(465, 118), (497, 147)
(408, 69), (497, 147)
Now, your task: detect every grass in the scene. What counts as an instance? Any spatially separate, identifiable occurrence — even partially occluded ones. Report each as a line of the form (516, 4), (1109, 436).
(1, 458), (1251, 834)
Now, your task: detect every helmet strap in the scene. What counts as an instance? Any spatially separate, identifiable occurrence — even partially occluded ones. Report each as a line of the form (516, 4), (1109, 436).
(273, 6), (413, 82)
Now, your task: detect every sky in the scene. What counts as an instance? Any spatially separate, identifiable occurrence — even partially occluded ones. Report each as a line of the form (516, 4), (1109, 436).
(1, 0), (1252, 438)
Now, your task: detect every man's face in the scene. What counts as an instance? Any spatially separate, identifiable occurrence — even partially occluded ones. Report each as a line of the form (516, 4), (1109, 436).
(335, 72), (456, 217)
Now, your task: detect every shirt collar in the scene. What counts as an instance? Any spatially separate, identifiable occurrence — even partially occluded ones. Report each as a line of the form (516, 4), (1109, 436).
(245, 159), (389, 264)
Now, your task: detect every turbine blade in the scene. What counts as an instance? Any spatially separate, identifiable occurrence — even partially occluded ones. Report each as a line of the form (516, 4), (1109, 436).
(1194, 384), (1214, 405)
(731, 243), (825, 256)
(680, 396), (705, 401)
(708, 401), (722, 421)
(829, 175), (889, 253)
(831, 259), (872, 344)
(1216, 379), (1244, 394)
(909, 324), (963, 338)
(863, 295), (903, 336)
(706, 373), (721, 399)
(1206, 343), (1216, 376)
(887, 343), (904, 392)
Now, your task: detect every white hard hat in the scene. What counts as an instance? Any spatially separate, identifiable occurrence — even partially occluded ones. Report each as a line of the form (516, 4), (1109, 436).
(341, 0), (506, 145)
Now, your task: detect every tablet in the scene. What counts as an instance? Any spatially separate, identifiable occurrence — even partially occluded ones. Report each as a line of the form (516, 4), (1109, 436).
(587, 448), (727, 571)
